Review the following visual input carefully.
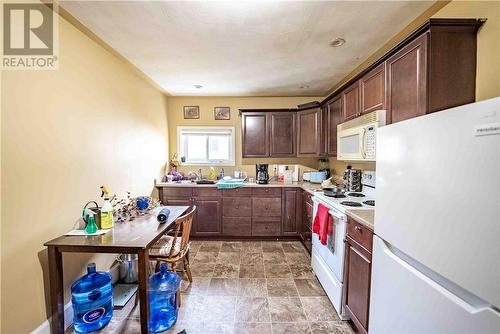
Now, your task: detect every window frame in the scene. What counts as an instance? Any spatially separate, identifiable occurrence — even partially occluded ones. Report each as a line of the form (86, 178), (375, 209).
(177, 126), (236, 166)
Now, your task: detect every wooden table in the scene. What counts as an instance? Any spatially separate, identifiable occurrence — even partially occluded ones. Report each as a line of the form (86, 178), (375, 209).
(44, 206), (189, 334)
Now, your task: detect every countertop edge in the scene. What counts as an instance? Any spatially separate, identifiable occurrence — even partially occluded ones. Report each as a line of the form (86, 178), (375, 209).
(346, 209), (375, 231)
(155, 181), (320, 194)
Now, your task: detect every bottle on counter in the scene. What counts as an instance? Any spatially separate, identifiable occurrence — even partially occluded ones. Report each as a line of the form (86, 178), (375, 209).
(100, 186), (114, 229)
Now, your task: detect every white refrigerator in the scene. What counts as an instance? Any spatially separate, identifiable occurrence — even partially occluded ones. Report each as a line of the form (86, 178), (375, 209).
(370, 98), (500, 333)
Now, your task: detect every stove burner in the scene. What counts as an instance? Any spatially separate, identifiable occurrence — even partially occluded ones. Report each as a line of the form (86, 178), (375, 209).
(325, 194), (346, 198)
(363, 200), (375, 206)
(340, 201), (363, 207)
(348, 192), (365, 197)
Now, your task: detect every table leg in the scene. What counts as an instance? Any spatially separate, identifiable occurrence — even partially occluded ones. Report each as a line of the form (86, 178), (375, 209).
(48, 246), (64, 334)
(138, 249), (150, 334)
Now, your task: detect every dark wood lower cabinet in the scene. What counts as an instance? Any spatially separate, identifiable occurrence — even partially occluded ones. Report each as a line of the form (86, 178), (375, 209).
(299, 191), (313, 254)
(192, 197), (222, 236)
(282, 188), (300, 236)
(343, 217), (374, 334)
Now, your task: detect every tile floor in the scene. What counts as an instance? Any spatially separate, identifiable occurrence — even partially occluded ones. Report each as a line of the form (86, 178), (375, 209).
(67, 241), (355, 334)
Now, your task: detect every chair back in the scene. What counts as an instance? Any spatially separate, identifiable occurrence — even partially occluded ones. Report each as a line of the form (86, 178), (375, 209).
(167, 206), (196, 258)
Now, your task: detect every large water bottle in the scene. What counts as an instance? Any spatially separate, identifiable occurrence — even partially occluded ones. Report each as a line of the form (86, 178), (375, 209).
(71, 263), (113, 333)
(148, 263), (181, 333)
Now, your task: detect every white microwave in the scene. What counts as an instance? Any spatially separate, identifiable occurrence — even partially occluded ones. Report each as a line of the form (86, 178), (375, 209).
(337, 110), (386, 161)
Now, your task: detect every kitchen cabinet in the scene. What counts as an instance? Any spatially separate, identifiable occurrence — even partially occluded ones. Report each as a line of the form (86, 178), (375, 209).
(192, 197), (222, 236)
(297, 107), (321, 157)
(326, 95), (342, 156)
(360, 63), (385, 114)
(343, 216), (374, 334)
(342, 81), (360, 121)
(241, 112), (269, 157)
(270, 112), (296, 157)
(282, 188), (300, 236)
(299, 191), (313, 254)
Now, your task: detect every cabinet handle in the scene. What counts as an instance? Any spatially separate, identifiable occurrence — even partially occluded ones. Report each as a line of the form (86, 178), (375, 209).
(355, 226), (362, 232)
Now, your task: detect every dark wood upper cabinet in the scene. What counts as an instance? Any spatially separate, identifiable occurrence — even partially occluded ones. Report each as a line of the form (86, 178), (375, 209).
(360, 63), (386, 114)
(326, 96), (342, 157)
(270, 112), (296, 157)
(241, 112), (269, 157)
(297, 107), (320, 156)
(342, 81), (360, 121)
(385, 33), (428, 124)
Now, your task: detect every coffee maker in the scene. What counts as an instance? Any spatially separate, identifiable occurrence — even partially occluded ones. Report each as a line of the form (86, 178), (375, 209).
(256, 164), (269, 184)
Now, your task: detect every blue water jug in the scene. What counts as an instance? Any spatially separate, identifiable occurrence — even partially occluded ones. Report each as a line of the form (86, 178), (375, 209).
(148, 263), (181, 333)
(71, 263), (113, 333)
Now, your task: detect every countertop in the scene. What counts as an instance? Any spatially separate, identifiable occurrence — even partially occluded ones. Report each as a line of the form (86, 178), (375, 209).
(346, 209), (374, 230)
(155, 180), (322, 195)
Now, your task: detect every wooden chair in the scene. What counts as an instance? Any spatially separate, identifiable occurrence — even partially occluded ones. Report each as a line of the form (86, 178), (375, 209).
(149, 206), (196, 283)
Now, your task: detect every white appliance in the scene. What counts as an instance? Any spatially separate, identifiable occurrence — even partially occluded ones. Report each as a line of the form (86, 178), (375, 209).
(337, 110), (386, 161)
(312, 171), (376, 320)
(370, 98), (500, 333)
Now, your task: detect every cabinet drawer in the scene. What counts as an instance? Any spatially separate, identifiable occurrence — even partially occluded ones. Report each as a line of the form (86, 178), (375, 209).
(347, 217), (373, 252)
(223, 198), (252, 217)
(252, 187), (282, 197)
(161, 187), (192, 198)
(223, 217), (251, 236)
(252, 219), (281, 236)
(252, 198), (281, 217)
(193, 187), (221, 197)
(223, 187), (252, 197)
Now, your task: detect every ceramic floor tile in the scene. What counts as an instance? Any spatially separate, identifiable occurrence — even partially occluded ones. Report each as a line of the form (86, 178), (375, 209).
(263, 251), (287, 264)
(193, 251), (219, 264)
(234, 322), (272, 334)
(239, 252), (263, 265)
(238, 278), (268, 297)
(266, 278), (299, 297)
(207, 278), (240, 296)
(177, 294), (205, 322)
(264, 263), (293, 279)
(241, 241), (262, 253)
(235, 297), (271, 322)
(289, 263), (316, 279)
(282, 241), (307, 253)
(199, 241), (222, 252)
(268, 297), (307, 322)
(221, 241), (243, 252)
(294, 278), (327, 296)
(239, 264), (266, 278)
(261, 241), (284, 253)
(272, 322), (311, 334)
(213, 263), (240, 278)
(195, 296), (237, 322)
(190, 262), (215, 277)
(202, 321), (235, 333)
(285, 252), (311, 265)
(179, 277), (211, 295)
(301, 296), (340, 321)
(217, 252), (241, 265)
(309, 321), (354, 334)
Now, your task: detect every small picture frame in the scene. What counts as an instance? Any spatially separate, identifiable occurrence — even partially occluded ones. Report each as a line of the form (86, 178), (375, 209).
(183, 106), (200, 119)
(214, 107), (230, 120)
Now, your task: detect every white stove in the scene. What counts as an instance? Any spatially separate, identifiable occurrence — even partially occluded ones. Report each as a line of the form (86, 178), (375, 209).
(310, 171), (375, 320)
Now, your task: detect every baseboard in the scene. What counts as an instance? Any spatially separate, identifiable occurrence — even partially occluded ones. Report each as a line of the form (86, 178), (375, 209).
(31, 302), (73, 334)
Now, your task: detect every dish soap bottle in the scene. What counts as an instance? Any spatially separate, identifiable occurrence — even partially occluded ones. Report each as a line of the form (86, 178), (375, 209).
(100, 186), (114, 229)
(71, 263), (113, 333)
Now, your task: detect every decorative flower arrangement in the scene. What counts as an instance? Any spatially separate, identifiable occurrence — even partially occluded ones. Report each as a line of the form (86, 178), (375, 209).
(111, 192), (160, 222)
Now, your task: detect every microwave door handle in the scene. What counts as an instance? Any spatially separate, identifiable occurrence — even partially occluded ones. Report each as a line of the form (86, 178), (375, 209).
(360, 128), (367, 158)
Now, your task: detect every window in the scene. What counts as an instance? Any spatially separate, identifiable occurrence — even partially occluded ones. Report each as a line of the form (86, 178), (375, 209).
(178, 126), (235, 166)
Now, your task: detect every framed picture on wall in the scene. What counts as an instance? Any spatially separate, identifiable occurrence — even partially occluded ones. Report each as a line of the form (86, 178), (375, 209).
(214, 107), (230, 120)
(183, 106), (200, 119)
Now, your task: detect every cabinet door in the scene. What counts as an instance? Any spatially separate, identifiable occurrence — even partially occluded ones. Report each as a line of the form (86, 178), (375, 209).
(360, 63), (385, 114)
(326, 96), (342, 156)
(297, 108), (320, 156)
(270, 112), (296, 157)
(241, 112), (269, 157)
(282, 189), (298, 235)
(344, 238), (372, 334)
(342, 81), (360, 121)
(386, 33), (428, 124)
(193, 198), (222, 236)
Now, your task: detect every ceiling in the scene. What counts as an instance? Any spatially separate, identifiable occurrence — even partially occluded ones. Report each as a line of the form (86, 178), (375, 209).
(60, 1), (436, 96)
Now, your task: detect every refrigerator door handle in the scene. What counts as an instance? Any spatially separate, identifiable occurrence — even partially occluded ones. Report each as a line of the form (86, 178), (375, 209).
(382, 240), (500, 316)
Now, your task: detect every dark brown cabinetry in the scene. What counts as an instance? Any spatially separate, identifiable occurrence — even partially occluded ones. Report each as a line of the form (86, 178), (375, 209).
(270, 112), (296, 157)
(241, 112), (269, 157)
(343, 217), (374, 334)
(193, 197), (222, 236)
(360, 63), (386, 114)
(297, 107), (321, 157)
(326, 96), (342, 156)
(299, 191), (313, 254)
(282, 188), (300, 236)
(342, 81), (360, 121)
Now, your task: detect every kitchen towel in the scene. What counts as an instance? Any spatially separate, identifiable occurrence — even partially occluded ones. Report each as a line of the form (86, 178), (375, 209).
(313, 203), (333, 245)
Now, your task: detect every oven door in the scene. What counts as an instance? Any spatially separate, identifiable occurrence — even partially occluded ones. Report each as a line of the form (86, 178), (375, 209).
(337, 126), (365, 161)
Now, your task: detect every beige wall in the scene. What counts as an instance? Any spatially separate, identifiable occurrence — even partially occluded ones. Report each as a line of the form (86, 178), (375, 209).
(1, 15), (168, 334)
(166, 97), (322, 178)
(433, 1), (500, 100)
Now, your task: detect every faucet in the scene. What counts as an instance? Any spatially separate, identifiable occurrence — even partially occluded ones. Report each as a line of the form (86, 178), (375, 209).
(219, 168), (225, 179)
(198, 168), (203, 180)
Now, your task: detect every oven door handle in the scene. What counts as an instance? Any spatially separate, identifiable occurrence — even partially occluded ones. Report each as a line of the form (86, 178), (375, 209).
(329, 210), (346, 222)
